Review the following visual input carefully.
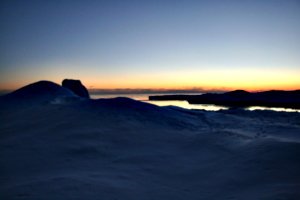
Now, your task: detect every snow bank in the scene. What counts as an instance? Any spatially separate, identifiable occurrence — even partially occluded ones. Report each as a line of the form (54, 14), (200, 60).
(0, 81), (82, 110)
(1, 81), (300, 199)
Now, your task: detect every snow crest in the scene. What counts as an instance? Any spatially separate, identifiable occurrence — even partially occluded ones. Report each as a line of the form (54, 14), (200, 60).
(1, 82), (300, 199)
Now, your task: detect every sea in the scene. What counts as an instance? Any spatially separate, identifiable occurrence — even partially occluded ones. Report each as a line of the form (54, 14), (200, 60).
(90, 93), (300, 112)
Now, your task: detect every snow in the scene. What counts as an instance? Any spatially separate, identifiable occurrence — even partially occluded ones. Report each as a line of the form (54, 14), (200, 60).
(1, 81), (300, 199)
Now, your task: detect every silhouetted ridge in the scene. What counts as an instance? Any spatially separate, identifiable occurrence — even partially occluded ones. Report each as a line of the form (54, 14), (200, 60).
(0, 81), (80, 105)
(3, 81), (76, 97)
(150, 90), (300, 109)
(224, 90), (250, 97)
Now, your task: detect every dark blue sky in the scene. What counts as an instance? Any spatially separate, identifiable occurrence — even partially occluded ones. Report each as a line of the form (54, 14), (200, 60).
(1, 0), (299, 91)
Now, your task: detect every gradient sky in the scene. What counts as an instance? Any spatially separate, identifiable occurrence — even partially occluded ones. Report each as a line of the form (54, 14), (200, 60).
(1, 0), (299, 92)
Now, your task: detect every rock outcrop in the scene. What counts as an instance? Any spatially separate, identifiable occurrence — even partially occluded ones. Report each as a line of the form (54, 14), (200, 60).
(62, 79), (90, 98)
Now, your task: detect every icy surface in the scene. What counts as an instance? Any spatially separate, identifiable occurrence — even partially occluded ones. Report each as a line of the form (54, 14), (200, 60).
(1, 82), (300, 199)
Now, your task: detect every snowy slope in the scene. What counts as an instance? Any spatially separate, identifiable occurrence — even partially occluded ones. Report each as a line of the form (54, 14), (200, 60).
(1, 81), (300, 200)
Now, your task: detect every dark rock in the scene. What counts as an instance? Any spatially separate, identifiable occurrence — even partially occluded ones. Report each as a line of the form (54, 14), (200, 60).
(62, 79), (90, 98)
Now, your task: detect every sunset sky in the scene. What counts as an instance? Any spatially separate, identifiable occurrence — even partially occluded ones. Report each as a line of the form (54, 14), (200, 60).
(1, 0), (299, 92)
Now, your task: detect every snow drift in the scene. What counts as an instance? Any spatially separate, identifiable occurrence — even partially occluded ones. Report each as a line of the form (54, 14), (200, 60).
(1, 81), (300, 200)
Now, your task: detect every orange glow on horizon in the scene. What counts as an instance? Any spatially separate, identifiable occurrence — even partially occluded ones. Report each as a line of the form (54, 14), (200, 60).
(1, 68), (299, 93)
(2, 81), (299, 94)
(81, 68), (300, 92)
(1, 81), (299, 93)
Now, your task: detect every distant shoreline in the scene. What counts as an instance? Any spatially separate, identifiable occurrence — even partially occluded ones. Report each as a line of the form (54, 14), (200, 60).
(149, 90), (300, 109)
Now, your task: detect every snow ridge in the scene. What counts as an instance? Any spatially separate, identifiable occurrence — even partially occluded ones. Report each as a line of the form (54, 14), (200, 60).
(1, 81), (300, 199)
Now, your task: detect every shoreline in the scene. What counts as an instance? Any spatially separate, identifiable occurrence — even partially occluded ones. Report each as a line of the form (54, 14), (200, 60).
(149, 90), (300, 110)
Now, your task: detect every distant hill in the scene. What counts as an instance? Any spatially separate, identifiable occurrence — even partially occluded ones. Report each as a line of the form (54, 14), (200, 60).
(150, 90), (300, 109)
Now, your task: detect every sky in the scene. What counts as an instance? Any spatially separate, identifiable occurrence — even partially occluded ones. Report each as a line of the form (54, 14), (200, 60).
(1, 0), (299, 92)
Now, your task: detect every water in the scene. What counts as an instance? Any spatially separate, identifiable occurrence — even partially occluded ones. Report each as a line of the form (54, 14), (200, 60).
(90, 93), (300, 112)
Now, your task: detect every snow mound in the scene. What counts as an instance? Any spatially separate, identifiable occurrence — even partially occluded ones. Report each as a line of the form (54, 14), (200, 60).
(1, 82), (300, 200)
(0, 81), (82, 106)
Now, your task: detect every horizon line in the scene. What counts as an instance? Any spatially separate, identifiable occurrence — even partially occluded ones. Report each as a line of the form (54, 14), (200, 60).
(2, 87), (300, 96)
